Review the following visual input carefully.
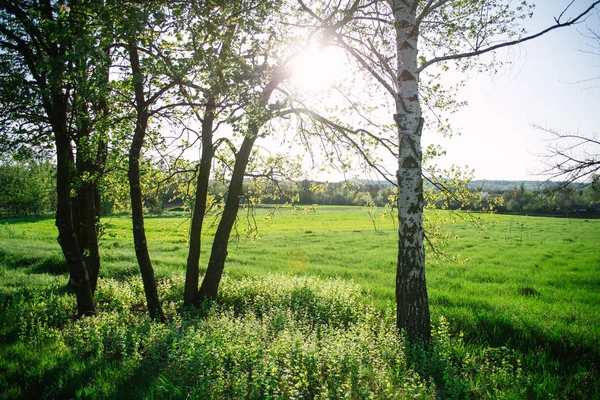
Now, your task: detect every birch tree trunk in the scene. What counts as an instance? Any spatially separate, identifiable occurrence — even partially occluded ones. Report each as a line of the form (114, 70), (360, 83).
(392, 0), (431, 343)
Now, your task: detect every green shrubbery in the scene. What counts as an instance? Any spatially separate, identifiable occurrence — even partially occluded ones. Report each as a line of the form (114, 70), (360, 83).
(0, 162), (56, 216)
(1, 274), (527, 399)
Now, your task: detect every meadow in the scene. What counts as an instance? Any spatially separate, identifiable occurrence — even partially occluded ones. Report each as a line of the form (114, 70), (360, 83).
(0, 206), (599, 398)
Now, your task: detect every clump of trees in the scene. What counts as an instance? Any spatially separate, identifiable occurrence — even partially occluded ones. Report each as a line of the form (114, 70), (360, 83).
(1, 0), (598, 344)
(0, 161), (56, 215)
(498, 180), (600, 215)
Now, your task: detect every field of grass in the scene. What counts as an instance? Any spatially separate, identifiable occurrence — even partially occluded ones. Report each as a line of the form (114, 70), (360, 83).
(0, 206), (599, 398)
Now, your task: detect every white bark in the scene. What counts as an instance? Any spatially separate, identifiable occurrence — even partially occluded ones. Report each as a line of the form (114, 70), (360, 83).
(393, 0), (431, 342)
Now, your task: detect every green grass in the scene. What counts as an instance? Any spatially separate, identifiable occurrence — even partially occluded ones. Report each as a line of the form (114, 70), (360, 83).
(0, 207), (599, 398)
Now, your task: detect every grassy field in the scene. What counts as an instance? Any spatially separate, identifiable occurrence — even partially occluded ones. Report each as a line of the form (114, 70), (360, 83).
(0, 206), (599, 398)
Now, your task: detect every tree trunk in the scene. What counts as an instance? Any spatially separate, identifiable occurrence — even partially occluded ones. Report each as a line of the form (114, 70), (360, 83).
(128, 116), (165, 322)
(75, 144), (101, 294)
(183, 27), (235, 308)
(55, 130), (96, 317)
(197, 70), (283, 302)
(198, 135), (256, 301)
(128, 42), (165, 322)
(77, 179), (101, 293)
(184, 102), (215, 308)
(393, 0), (431, 343)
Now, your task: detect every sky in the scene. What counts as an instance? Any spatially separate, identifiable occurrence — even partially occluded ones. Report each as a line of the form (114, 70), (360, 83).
(427, 0), (600, 181)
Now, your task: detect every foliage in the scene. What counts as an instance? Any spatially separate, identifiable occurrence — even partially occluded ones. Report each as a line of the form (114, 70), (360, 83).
(496, 182), (600, 214)
(0, 161), (56, 216)
(0, 271), (533, 399)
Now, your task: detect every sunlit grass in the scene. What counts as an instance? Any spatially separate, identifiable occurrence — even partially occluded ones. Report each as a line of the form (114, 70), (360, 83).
(1, 207), (599, 398)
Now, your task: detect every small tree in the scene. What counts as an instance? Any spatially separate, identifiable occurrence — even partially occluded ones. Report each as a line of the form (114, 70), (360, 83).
(0, 0), (117, 316)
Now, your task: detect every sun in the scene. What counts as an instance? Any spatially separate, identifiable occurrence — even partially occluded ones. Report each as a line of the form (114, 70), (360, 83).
(291, 45), (347, 93)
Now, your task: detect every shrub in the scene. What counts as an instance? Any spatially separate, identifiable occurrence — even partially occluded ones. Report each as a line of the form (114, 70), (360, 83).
(1, 275), (528, 399)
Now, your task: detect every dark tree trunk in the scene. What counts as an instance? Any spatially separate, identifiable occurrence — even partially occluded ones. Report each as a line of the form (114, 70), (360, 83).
(77, 174), (101, 294)
(184, 102), (215, 308)
(3, 0), (103, 318)
(75, 137), (101, 293)
(184, 27), (237, 307)
(127, 41), (165, 322)
(197, 77), (282, 302)
(55, 129), (96, 317)
(198, 135), (256, 301)
(94, 137), (108, 221)
(128, 115), (165, 322)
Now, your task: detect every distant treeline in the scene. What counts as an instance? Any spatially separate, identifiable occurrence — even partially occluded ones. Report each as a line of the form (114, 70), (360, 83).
(488, 182), (600, 216)
(254, 179), (600, 216)
(1, 162), (599, 217)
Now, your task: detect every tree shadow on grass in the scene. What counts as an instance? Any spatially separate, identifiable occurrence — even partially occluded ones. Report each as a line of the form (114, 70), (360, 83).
(15, 353), (105, 400)
(447, 301), (600, 397)
(0, 250), (68, 275)
(1, 309), (182, 399)
(104, 301), (215, 399)
(106, 332), (180, 399)
(0, 285), (73, 348)
(0, 215), (54, 223)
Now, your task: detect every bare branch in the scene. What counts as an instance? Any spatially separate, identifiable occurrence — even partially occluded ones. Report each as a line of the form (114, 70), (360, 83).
(536, 124), (600, 185)
(418, 1), (600, 73)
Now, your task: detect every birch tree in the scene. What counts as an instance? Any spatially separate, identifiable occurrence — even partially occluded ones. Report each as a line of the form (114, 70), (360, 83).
(537, 18), (600, 187)
(300, 0), (600, 342)
(538, 127), (600, 186)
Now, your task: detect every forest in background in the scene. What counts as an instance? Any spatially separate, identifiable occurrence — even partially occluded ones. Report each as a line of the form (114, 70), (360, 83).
(1, 160), (598, 217)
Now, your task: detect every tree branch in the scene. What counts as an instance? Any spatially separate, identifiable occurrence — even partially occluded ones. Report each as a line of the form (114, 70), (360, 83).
(418, 0), (600, 73)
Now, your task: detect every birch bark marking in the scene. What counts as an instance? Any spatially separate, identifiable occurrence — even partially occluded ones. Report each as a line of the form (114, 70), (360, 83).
(393, 0), (431, 343)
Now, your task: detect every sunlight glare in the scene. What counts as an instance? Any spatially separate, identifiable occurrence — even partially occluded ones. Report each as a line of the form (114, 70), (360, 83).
(291, 46), (346, 93)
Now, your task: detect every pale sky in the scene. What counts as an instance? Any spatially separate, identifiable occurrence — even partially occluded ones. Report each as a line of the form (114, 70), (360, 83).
(429, 1), (600, 181)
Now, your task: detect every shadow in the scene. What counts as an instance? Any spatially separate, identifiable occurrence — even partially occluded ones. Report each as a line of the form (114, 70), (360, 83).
(16, 354), (104, 400)
(0, 250), (68, 275)
(98, 266), (140, 282)
(27, 257), (69, 275)
(0, 214), (54, 223)
(105, 329), (179, 399)
(0, 284), (74, 345)
(405, 340), (471, 399)
(463, 312), (600, 367)
(449, 311), (600, 397)
(144, 213), (190, 219)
